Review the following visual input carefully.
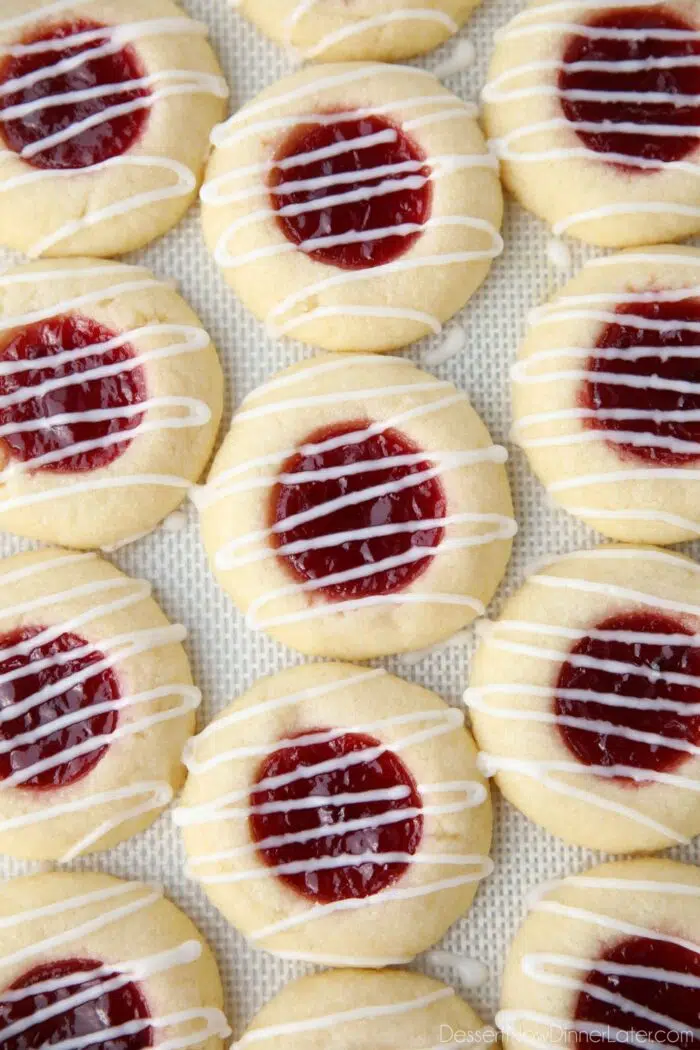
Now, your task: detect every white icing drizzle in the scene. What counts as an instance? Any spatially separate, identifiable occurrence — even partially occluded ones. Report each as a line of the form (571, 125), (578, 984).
(484, 0), (700, 237)
(175, 666), (491, 957)
(0, 265), (213, 523)
(204, 64), (502, 336)
(0, 551), (200, 861)
(512, 263), (700, 532)
(421, 950), (489, 988)
(432, 39), (477, 79)
(499, 873), (700, 1050)
(0, 4), (228, 257)
(195, 355), (516, 629)
(465, 547), (700, 843)
(0, 880), (231, 1049)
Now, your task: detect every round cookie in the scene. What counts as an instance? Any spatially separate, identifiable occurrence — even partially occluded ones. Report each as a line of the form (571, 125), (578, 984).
(500, 858), (700, 1050)
(0, 0), (228, 258)
(235, 1), (481, 63)
(197, 354), (515, 660)
(0, 258), (223, 550)
(483, 0), (700, 248)
(0, 546), (199, 862)
(513, 245), (700, 545)
(236, 968), (491, 1049)
(467, 544), (700, 854)
(0, 870), (229, 1050)
(176, 662), (492, 966)
(201, 62), (503, 353)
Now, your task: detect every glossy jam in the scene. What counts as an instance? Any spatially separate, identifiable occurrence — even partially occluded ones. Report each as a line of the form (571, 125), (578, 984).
(0, 957), (152, 1050)
(0, 19), (150, 170)
(0, 315), (147, 474)
(0, 626), (120, 790)
(249, 728), (423, 903)
(555, 611), (700, 780)
(575, 936), (700, 1049)
(269, 114), (432, 269)
(583, 297), (700, 465)
(559, 8), (700, 168)
(270, 421), (446, 601)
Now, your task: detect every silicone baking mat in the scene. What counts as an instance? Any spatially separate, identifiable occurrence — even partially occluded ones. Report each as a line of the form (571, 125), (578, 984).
(2, 0), (699, 1038)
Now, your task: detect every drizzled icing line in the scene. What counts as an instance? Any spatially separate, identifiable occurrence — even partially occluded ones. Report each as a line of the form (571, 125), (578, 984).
(196, 356), (516, 627)
(204, 65), (502, 335)
(0, 880), (231, 1050)
(499, 873), (700, 1050)
(0, 551), (199, 861)
(0, 6), (228, 257)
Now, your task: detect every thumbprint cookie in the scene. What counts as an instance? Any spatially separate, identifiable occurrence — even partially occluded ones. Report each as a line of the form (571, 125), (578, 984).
(0, 546), (199, 862)
(176, 662), (492, 966)
(467, 545), (700, 854)
(483, 0), (700, 248)
(201, 62), (503, 353)
(500, 858), (700, 1050)
(235, 1), (482, 63)
(235, 968), (491, 1049)
(0, 871), (230, 1050)
(513, 246), (700, 545)
(0, 0), (228, 258)
(196, 354), (515, 660)
(0, 258), (223, 550)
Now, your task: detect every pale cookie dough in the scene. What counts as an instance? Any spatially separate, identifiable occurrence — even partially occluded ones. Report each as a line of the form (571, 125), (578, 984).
(197, 354), (515, 660)
(236, 968), (490, 1049)
(0, 871), (229, 1050)
(0, 546), (199, 861)
(500, 858), (700, 1050)
(483, 0), (700, 247)
(234, 1), (481, 63)
(201, 62), (503, 353)
(0, 258), (223, 550)
(467, 545), (700, 854)
(0, 0), (228, 258)
(176, 662), (492, 966)
(513, 246), (700, 545)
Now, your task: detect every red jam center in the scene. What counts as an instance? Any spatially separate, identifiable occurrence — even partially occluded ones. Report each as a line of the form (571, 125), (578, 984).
(0, 626), (120, 790)
(0, 958), (152, 1050)
(575, 936), (700, 1048)
(555, 612), (700, 780)
(583, 296), (700, 465)
(269, 114), (432, 269)
(0, 19), (150, 170)
(249, 728), (423, 903)
(559, 8), (700, 168)
(0, 314), (147, 474)
(270, 421), (446, 602)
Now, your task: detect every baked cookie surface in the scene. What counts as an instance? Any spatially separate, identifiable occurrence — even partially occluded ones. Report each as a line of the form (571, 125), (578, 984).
(177, 662), (492, 966)
(483, 0), (700, 247)
(197, 354), (515, 659)
(0, 870), (229, 1050)
(0, 546), (198, 861)
(513, 246), (700, 545)
(0, 0), (228, 258)
(0, 258), (223, 550)
(201, 62), (503, 353)
(467, 545), (700, 853)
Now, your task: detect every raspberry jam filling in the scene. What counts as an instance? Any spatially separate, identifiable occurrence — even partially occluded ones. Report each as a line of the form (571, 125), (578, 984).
(0, 19), (150, 170)
(269, 113), (432, 269)
(583, 297), (700, 465)
(0, 958), (152, 1050)
(0, 314), (147, 474)
(574, 936), (700, 1048)
(0, 626), (120, 790)
(249, 728), (423, 903)
(555, 611), (700, 780)
(270, 421), (446, 602)
(559, 8), (700, 168)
